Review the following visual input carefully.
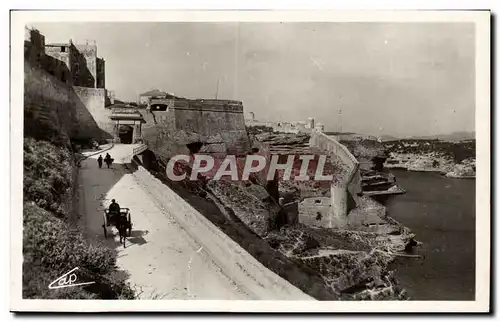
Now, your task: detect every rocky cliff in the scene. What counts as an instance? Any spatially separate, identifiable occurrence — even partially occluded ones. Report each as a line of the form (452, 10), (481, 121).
(135, 128), (417, 300)
(383, 139), (476, 178)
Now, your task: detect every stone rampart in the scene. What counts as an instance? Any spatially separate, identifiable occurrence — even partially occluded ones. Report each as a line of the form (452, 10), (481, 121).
(72, 86), (113, 136)
(308, 130), (362, 228)
(24, 60), (113, 142)
(310, 131), (359, 184)
(141, 99), (250, 158)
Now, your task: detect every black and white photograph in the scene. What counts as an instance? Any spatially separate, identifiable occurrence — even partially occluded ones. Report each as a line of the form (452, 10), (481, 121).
(9, 10), (490, 312)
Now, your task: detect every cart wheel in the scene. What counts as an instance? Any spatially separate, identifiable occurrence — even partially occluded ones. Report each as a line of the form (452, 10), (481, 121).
(102, 224), (107, 238)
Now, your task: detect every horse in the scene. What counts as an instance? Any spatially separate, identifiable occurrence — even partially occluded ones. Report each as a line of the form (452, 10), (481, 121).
(110, 212), (129, 247)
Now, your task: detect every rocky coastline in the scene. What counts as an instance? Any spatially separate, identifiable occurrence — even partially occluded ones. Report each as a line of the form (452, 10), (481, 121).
(139, 129), (419, 300)
(382, 138), (475, 179)
(384, 152), (476, 179)
(239, 131), (418, 299)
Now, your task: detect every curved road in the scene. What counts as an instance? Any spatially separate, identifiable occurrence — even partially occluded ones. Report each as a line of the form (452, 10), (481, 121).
(78, 144), (313, 300)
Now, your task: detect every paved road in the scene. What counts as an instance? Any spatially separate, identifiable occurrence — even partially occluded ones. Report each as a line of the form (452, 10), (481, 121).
(78, 144), (313, 300)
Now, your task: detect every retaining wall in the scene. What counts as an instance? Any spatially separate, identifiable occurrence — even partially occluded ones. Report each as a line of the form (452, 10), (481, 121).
(128, 159), (314, 301)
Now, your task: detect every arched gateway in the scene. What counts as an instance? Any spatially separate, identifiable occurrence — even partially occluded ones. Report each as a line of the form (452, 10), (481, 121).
(109, 107), (146, 144)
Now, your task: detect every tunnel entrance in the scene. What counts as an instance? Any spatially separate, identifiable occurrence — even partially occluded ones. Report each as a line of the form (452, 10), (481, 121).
(109, 109), (145, 144)
(186, 142), (204, 154)
(118, 125), (134, 144)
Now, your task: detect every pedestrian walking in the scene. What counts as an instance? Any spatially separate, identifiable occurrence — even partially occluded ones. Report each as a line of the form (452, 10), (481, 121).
(97, 155), (103, 168)
(104, 153), (113, 169)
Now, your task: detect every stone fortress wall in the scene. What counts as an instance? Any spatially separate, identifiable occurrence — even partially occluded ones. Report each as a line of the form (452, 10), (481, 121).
(173, 99), (246, 136)
(309, 130), (362, 228)
(243, 111), (363, 229)
(24, 27), (113, 142)
(141, 98), (250, 158)
(24, 60), (113, 142)
(72, 86), (113, 136)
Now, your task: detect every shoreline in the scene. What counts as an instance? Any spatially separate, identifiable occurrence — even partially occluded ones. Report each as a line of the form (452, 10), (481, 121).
(132, 151), (417, 300)
(383, 169), (475, 300)
(384, 165), (476, 179)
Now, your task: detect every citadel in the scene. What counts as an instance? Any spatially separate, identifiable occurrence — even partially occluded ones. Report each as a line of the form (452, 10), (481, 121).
(22, 26), (420, 301)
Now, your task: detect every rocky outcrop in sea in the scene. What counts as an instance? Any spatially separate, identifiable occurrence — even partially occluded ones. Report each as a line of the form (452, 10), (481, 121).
(382, 139), (475, 179)
(384, 152), (475, 178)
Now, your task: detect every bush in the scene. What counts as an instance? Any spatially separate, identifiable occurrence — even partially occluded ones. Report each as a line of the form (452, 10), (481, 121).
(23, 138), (74, 218)
(23, 202), (135, 299)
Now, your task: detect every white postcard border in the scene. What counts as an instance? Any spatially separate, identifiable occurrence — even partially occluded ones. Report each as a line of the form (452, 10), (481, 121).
(10, 9), (491, 312)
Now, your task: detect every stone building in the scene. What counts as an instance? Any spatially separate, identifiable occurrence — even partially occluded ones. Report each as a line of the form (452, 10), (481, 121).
(245, 112), (255, 122)
(24, 27), (46, 69)
(245, 112), (317, 135)
(315, 123), (325, 132)
(43, 40), (106, 89)
(307, 117), (315, 129)
(96, 57), (105, 88)
(24, 28), (73, 86)
(43, 43), (73, 85)
(24, 26), (106, 89)
(24, 27), (117, 142)
(298, 197), (333, 227)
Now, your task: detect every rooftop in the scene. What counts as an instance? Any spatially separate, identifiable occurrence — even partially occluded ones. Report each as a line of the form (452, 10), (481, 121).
(109, 106), (145, 122)
(45, 43), (70, 47)
(140, 89), (167, 97)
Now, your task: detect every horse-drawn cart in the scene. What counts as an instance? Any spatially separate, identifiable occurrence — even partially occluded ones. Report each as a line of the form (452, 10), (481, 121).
(102, 208), (133, 247)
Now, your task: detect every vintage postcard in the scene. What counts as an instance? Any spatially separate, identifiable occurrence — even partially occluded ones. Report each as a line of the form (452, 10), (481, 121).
(10, 10), (490, 312)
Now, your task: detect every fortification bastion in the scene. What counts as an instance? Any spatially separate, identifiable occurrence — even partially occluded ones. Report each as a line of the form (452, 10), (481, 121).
(141, 98), (251, 158)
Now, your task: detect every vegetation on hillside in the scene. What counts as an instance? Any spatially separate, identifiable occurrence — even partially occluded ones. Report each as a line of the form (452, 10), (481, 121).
(23, 138), (74, 218)
(245, 125), (275, 135)
(383, 139), (475, 163)
(23, 203), (135, 299)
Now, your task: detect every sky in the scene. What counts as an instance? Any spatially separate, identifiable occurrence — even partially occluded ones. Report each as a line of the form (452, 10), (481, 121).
(32, 22), (475, 137)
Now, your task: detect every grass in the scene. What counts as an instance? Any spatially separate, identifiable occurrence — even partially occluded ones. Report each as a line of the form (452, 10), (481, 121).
(133, 286), (168, 300)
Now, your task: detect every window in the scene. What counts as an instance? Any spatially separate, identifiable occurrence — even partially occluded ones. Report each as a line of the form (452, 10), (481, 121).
(61, 46), (66, 52)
